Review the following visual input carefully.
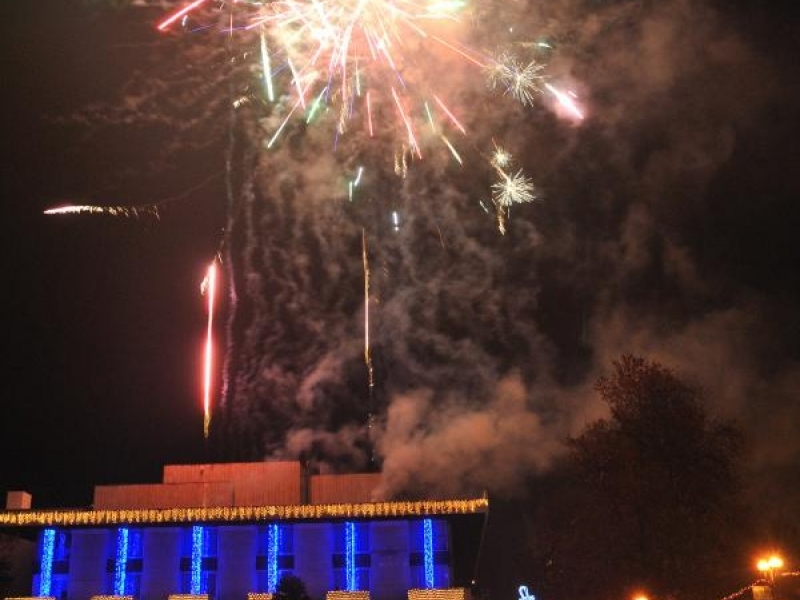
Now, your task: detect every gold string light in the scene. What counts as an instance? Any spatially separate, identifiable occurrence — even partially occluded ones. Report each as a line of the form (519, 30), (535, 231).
(326, 592), (371, 600)
(0, 499), (488, 527)
(408, 589), (468, 600)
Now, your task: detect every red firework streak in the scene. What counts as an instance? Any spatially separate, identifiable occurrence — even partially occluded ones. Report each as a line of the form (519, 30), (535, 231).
(201, 261), (218, 439)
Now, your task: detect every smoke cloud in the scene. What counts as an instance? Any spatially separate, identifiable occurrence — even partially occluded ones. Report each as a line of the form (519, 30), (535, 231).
(72, 0), (800, 500)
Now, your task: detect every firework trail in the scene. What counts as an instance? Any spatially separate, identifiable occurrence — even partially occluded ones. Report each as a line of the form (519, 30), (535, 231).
(362, 228), (375, 450)
(201, 260), (218, 439)
(43, 204), (160, 218)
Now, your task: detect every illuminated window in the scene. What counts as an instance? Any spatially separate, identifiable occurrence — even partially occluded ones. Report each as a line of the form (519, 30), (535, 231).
(332, 522), (370, 592)
(37, 529), (70, 600)
(181, 526), (218, 597)
(409, 520), (450, 589)
(106, 528), (143, 596)
(256, 524), (294, 593)
(38, 529), (55, 597)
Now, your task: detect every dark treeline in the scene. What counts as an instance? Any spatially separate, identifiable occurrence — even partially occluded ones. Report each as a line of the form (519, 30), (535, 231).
(477, 355), (797, 600)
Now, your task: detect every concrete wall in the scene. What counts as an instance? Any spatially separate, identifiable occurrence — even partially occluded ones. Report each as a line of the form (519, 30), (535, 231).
(140, 528), (181, 600)
(68, 531), (108, 600)
(309, 476), (381, 505)
(94, 484), (234, 510)
(293, 524), (333, 600)
(94, 463), (302, 510)
(217, 526), (257, 600)
(369, 522), (410, 600)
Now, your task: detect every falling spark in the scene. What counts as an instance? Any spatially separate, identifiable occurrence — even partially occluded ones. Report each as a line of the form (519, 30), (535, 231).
(433, 95), (466, 135)
(424, 102), (437, 133)
(43, 204), (160, 219)
(366, 91), (374, 137)
(157, 0), (208, 31)
(545, 83), (585, 120)
(440, 135), (463, 165)
(362, 229), (375, 445)
(201, 261), (218, 439)
(267, 99), (303, 148)
(391, 87), (421, 158)
(260, 32), (275, 102)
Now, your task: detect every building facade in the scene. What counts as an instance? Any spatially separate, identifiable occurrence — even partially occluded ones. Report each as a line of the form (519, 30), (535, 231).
(0, 462), (488, 600)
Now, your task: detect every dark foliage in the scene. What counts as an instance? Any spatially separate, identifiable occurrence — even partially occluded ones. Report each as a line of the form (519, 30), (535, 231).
(530, 355), (749, 600)
(275, 574), (311, 600)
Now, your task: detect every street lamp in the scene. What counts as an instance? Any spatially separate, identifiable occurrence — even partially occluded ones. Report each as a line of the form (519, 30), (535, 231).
(756, 554), (784, 585)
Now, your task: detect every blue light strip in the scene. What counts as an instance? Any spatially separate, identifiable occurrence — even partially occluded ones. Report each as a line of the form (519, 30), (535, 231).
(423, 518), (435, 589)
(39, 528), (56, 596)
(345, 521), (357, 591)
(191, 525), (203, 594)
(266, 524), (280, 593)
(115, 527), (129, 595)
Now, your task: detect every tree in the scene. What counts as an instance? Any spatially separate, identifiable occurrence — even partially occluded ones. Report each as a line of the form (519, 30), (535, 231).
(275, 574), (311, 600)
(544, 355), (746, 600)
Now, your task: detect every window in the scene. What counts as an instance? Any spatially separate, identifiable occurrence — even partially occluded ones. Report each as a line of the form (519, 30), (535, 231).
(180, 526), (218, 597)
(409, 520), (450, 589)
(107, 528), (143, 596)
(37, 529), (70, 598)
(332, 522), (370, 591)
(255, 524), (294, 593)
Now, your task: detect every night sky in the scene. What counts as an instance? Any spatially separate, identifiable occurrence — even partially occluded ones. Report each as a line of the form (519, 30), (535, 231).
(1, 0), (800, 511)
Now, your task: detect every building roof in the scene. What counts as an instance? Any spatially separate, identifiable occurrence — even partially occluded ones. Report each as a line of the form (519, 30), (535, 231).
(1, 461), (488, 528)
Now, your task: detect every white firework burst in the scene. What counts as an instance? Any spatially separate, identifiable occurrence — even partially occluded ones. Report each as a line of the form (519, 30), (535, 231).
(490, 145), (513, 169)
(492, 169), (536, 206)
(487, 51), (546, 106)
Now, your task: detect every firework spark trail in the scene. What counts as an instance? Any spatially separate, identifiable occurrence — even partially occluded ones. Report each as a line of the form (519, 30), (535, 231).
(202, 260), (218, 439)
(432, 95), (466, 135)
(260, 32), (276, 102)
(391, 87), (421, 158)
(43, 204), (160, 218)
(362, 229), (374, 395)
(157, 0), (208, 31)
(544, 83), (584, 121)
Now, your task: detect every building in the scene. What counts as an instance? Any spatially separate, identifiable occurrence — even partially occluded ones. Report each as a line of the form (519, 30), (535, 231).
(0, 462), (488, 600)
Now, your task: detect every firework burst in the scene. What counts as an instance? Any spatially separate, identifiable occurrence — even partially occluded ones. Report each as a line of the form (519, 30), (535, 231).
(149, 0), (584, 240)
(492, 168), (536, 207)
(487, 50), (546, 106)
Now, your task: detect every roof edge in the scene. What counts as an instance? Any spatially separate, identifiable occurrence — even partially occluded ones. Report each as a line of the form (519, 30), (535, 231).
(0, 498), (489, 528)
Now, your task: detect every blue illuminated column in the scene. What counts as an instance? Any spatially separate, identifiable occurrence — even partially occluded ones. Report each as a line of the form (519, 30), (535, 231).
(423, 519), (435, 589)
(39, 528), (56, 596)
(266, 524), (281, 593)
(191, 526), (204, 594)
(345, 522), (357, 591)
(114, 528), (130, 595)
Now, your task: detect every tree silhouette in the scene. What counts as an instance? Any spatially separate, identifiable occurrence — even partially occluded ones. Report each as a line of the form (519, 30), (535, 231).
(275, 574), (311, 600)
(540, 355), (747, 600)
